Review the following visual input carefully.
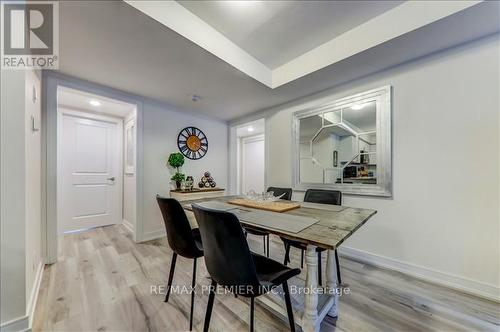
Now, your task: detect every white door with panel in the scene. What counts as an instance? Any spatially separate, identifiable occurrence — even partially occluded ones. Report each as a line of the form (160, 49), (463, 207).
(241, 135), (265, 194)
(60, 113), (122, 233)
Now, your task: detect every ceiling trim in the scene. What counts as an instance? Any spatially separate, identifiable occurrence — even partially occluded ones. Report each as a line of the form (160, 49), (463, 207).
(124, 0), (272, 87)
(272, 0), (482, 87)
(125, 0), (481, 89)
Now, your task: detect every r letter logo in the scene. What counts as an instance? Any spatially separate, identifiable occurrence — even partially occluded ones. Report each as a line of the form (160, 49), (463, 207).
(1, 1), (59, 69)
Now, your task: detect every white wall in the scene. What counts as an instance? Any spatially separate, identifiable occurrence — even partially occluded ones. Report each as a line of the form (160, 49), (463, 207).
(1, 70), (28, 328)
(24, 70), (44, 324)
(230, 35), (500, 300)
(141, 102), (228, 241)
(1, 69), (44, 330)
(123, 110), (137, 236)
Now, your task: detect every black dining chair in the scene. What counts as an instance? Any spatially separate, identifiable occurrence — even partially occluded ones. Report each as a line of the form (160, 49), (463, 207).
(281, 189), (343, 286)
(243, 187), (292, 257)
(156, 195), (204, 331)
(192, 204), (300, 332)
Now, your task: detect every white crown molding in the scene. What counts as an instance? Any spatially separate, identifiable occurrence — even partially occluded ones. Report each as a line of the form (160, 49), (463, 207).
(124, 0), (272, 87)
(272, 0), (482, 87)
(125, 1), (482, 89)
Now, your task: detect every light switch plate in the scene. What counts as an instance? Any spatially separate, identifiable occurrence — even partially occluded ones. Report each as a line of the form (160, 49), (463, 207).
(31, 114), (40, 132)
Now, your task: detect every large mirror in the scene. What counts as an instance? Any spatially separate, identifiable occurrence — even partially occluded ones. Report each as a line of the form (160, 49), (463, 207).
(292, 86), (392, 196)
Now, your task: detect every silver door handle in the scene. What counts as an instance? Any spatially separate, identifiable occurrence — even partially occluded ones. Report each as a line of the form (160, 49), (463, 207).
(107, 177), (115, 181)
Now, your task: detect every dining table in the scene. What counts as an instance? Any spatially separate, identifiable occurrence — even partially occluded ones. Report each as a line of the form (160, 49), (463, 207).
(181, 195), (377, 332)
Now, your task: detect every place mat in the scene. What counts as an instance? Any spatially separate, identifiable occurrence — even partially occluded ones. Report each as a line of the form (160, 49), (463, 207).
(227, 199), (301, 213)
(189, 201), (236, 211)
(233, 209), (318, 234)
(299, 202), (346, 212)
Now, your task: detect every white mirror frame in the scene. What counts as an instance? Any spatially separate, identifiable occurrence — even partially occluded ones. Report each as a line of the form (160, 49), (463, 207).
(292, 85), (392, 197)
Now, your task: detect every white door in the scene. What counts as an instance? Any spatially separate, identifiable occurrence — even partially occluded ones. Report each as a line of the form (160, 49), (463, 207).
(241, 135), (265, 194)
(59, 113), (122, 233)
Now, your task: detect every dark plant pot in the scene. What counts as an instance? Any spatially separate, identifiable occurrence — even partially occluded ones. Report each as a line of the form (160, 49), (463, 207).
(175, 181), (181, 190)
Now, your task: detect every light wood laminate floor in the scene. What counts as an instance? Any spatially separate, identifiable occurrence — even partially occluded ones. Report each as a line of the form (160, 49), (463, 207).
(33, 225), (499, 331)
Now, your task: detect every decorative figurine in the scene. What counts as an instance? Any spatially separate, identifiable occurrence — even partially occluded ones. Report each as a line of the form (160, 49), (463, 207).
(199, 171), (217, 189)
(185, 176), (194, 191)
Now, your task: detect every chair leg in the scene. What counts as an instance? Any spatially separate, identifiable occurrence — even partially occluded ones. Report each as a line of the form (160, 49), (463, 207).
(165, 252), (177, 302)
(266, 235), (270, 258)
(283, 281), (295, 332)
(317, 251), (322, 286)
(203, 280), (217, 332)
(335, 249), (342, 285)
(262, 236), (266, 255)
(301, 250), (304, 269)
(283, 243), (290, 266)
(189, 258), (197, 331)
(250, 297), (255, 332)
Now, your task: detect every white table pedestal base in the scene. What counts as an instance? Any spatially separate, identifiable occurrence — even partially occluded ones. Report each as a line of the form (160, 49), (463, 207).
(257, 246), (339, 332)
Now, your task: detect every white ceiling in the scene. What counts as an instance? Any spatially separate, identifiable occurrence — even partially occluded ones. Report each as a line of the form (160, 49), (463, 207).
(58, 87), (136, 118)
(57, 1), (499, 121)
(177, 0), (402, 69)
(236, 118), (265, 138)
(342, 102), (376, 132)
(126, 0), (487, 88)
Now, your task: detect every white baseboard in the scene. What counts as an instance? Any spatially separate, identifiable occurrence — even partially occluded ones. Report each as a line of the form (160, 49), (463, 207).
(27, 261), (44, 328)
(338, 246), (500, 302)
(141, 228), (166, 242)
(122, 218), (135, 235)
(0, 316), (29, 332)
(0, 261), (44, 332)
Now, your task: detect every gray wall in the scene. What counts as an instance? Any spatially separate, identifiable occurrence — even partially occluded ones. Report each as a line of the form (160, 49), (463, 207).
(141, 101), (228, 240)
(230, 35), (500, 299)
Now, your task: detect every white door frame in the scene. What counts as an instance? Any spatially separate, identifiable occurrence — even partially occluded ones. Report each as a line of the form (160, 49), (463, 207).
(42, 72), (144, 264)
(57, 108), (124, 234)
(238, 133), (265, 195)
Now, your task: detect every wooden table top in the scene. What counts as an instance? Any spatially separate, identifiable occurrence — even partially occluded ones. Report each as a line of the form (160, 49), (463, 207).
(170, 188), (225, 193)
(182, 195), (377, 250)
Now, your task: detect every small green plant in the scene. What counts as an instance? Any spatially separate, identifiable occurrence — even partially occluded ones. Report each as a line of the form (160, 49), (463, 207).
(168, 152), (186, 189)
(171, 172), (186, 182)
(168, 152), (185, 169)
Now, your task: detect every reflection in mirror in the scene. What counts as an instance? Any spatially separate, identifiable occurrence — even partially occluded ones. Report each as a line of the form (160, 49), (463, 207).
(299, 101), (377, 185)
(322, 109), (342, 126)
(293, 86), (391, 196)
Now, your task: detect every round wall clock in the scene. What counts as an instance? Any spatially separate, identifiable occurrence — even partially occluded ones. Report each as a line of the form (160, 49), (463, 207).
(177, 127), (208, 160)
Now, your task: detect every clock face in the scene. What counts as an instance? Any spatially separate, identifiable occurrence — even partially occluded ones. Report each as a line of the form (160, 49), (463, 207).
(177, 127), (208, 160)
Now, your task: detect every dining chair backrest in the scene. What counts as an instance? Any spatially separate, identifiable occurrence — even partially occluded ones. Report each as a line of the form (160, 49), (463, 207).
(267, 187), (293, 201)
(156, 195), (202, 259)
(304, 189), (342, 206)
(192, 204), (260, 293)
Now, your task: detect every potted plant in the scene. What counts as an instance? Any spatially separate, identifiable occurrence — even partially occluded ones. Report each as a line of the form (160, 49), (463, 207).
(167, 152), (185, 190)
